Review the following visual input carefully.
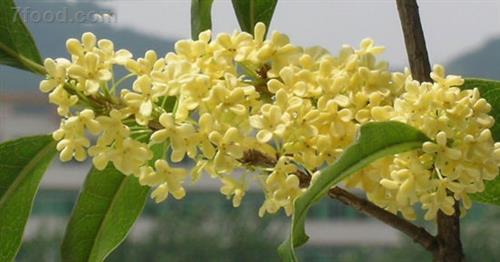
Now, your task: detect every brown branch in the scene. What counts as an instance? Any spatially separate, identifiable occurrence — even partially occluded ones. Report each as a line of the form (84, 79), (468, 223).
(239, 149), (277, 168)
(396, 0), (431, 82)
(436, 200), (464, 261)
(238, 149), (311, 187)
(328, 187), (438, 252)
(147, 119), (163, 131)
(396, 0), (464, 260)
(239, 149), (437, 252)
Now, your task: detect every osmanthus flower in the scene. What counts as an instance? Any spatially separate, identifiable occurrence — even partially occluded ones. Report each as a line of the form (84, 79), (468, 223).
(150, 57), (197, 97)
(65, 32), (115, 95)
(347, 65), (500, 220)
(175, 75), (211, 121)
(65, 32), (98, 58)
(121, 74), (166, 124)
(67, 52), (112, 95)
(39, 58), (77, 116)
(267, 66), (321, 97)
(125, 50), (162, 76)
(316, 98), (353, 138)
(420, 181), (456, 220)
(40, 22), (500, 221)
(273, 89), (303, 113)
(47, 86), (78, 116)
(150, 113), (197, 162)
(357, 38), (386, 56)
(220, 175), (247, 207)
(106, 137), (153, 176)
(259, 157), (303, 217)
(249, 104), (289, 143)
(140, 160), (188, 202)
(96, 39), (132, 66)
(39, 58), (70, 93)
(191, 159), (217, 182)
(52, 109), (100, 161)
(430, 64), (465, 88)
(422, 131), (462, 165)
(94, 110), (130, 146)
(282, 101), (320, 144)
(203, 74), (255, 118)
(273, 175), (303, 216)
(209, 127), (245, 173)
(196, 113), (217, 159)
(245, 23), (301, 77)
(88, 110), (134, 171)
(213, 30), (253, 62)
(175, 30), (211, 62)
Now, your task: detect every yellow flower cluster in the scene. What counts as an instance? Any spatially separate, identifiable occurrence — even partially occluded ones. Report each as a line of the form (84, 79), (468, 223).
(40, 23), (499, 220)
(345, 65), (500, 220)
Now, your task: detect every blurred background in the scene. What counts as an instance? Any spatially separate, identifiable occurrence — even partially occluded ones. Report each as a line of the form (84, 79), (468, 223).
(1, 0), (500, 261)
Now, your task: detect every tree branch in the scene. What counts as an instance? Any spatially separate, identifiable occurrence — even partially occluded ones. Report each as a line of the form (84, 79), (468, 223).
(436, 201), (464, 261)
(327, 187), (437, 252)
(396, 0), (431, 82)
(238, 149), (437, 252)
(396, 0), (464, 260)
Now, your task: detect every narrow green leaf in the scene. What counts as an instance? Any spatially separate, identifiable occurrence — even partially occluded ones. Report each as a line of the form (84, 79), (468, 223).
(462, 78), (500, 205)
(0, 135), (57, 261)
(191, 0), (214, 40)
(61, 142), (167, 262)
(278, 121), (429, 261)
(231, 0), (278, 35)
(0, 0), (45, 74)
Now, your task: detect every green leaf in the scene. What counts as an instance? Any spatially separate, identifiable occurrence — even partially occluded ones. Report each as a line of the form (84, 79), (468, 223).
(61, 142), (167, 262)
(191, 0), (214, 40)
(278, 121), (429, 261)
(231, 0), (278, 35)
(0, 0), (45, 74)
(0, 135), (57, 261)
(462, 78), (500, 205)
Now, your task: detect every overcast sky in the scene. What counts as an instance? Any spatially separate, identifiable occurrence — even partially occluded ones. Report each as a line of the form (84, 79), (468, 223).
(98, 0), (500, 68)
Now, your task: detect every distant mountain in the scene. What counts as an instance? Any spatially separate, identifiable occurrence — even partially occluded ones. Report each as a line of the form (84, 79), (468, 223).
(1, 1), (175, 92)
(446, 37), (500, 80)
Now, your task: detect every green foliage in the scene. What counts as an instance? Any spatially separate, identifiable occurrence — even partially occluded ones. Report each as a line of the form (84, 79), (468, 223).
(231, 0), (278, 35)
(61, 143), (166, 262)
(278, 121), (429, 261)
(60, 166), (149, 262)
(110, 208), (281, 262)
(191, 0), (214, 40)
(0, 0), (44, 74)
(0, 135), (57, 261)
(462, 78), (500, 206)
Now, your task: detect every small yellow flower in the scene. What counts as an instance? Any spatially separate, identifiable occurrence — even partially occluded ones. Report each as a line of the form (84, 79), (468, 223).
(39, 58), (70, 93)
(68, 52), (112, 95)
(125, 50), (161, 76)
(250, 104), (288, 143)
(48, 86), (78, 116)
(220, 175), (247, 207)
(140, 160), (187, 202)
(209, 127), (244, 173)
(150, 113), (197, 162)
(122, 75), (166, 123)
